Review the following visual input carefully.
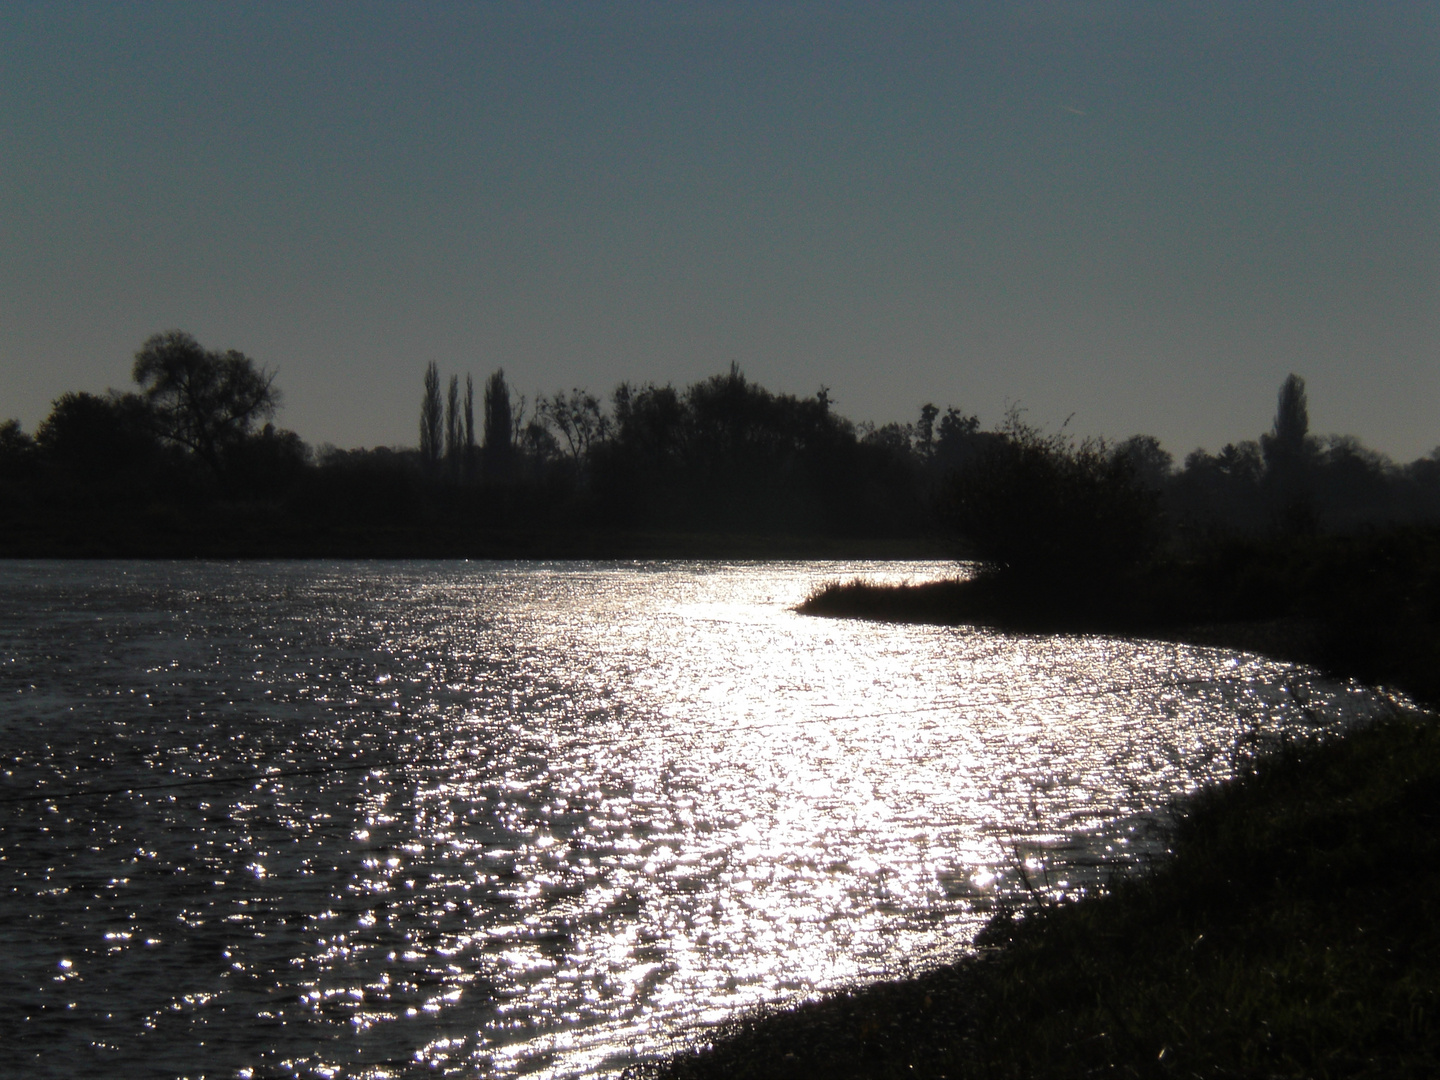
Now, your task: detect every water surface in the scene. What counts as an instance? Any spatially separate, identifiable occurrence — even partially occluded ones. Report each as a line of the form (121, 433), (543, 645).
(0, 561), (1394, 1078)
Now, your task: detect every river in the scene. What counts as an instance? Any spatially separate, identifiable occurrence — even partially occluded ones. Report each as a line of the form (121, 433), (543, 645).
(0, 560), (1395, 1078)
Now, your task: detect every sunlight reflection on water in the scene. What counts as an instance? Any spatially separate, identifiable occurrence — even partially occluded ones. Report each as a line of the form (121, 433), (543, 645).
(0, 560), (1399, 1078)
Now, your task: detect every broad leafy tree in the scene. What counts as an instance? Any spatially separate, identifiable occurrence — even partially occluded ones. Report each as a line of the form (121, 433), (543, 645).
(132, 330), (278, 478)
(35, 391), (161, 482)
(539, 388), (610, 466)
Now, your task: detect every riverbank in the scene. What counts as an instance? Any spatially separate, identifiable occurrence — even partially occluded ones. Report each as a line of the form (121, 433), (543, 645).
(631, 530), (1440, 1077)
(630, 711), (1440, 1079)
(799, 528), (1440, 705)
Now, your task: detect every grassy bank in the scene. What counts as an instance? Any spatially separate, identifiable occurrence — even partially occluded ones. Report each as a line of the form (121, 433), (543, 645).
(631, 712), (1440, 1079)
(630, 530), (1440, 1078)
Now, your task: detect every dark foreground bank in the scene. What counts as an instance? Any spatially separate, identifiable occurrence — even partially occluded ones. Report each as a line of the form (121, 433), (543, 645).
(630, 532), (1440, 1078)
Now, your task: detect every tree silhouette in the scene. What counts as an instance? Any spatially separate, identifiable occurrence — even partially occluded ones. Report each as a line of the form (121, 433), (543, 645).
(1113, 434), (1174, 492)
(35, 391), (161, 484)
(132, 330), (279, 479)
(917, 403), (939, 460)
(932, 407), (984, 474)
(942, 411), (1161, 584)
(1261, 373), (1316, 532)
(419, 361), (443, 472)
(483, 369), (514, 476)
(463, 374), (476, 481)
(0, 419), (33, 491)
(539, 388), (610, 466)
(1262, 373), (1311, 471)
(445, 374), (461, 480)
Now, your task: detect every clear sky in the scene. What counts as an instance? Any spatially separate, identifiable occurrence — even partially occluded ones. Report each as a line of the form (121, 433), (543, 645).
(3, 2), (1437, 459)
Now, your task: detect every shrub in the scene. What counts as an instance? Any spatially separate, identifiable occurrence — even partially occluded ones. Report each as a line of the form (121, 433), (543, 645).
(941, 412), (1162, 585)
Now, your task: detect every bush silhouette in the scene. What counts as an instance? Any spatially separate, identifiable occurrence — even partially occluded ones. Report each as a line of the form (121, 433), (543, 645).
(942, 413), (1161, 586)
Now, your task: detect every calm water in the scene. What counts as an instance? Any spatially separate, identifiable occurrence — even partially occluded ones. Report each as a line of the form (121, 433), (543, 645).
(0, 560), (1396, 1078)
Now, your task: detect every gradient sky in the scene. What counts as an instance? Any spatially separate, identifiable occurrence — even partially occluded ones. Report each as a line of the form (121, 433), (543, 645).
(3, 2), (1437, 459)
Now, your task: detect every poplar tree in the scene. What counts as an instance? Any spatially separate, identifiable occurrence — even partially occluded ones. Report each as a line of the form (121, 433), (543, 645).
(445, 374), (461, 479)
(483, 369), (514, 474)
(1260, 373), (1316, 531)
(1266, 374), (1310, 464)
(419, 362), (443, 472)
(464, 374), (476, 481)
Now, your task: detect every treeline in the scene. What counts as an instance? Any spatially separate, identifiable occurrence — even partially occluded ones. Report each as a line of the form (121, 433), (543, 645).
(298, 362), (927, 543)
(946, 375), (1440, 582)
(1, 332), (311, 551)
(2, 331), (1438, 557)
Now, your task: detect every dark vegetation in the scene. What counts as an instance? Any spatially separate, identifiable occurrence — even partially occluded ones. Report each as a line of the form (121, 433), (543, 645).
(1, 338), (925, 556)
(798, 372), (1440, 701)
(4, 338), (1439, 558)
(802, 526), (1440, 706)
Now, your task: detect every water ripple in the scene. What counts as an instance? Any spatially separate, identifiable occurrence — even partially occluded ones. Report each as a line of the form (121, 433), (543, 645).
(0, 560), (1396, 1077)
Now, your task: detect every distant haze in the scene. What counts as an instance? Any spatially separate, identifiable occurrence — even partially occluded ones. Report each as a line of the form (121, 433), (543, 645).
(3, 2), (1436, 458)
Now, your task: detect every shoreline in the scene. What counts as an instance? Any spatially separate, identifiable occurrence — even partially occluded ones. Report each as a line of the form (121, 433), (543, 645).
(629, 708), (1440, 1079)
(0, 524), (949, 562)
(628, 565), (1440, 1078)
(798, 576), (1333, 673)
